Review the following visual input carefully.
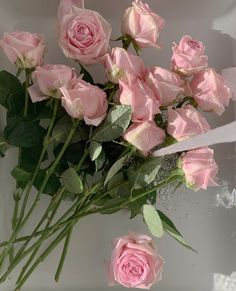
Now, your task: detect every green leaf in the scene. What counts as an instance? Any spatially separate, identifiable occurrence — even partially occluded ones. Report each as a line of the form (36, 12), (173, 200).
(143, 204), (164, 238)
(92, 105), (132, 142)
(11, 166), (32, 183)
(34, 170), (61, 195)
(104, 155), (127, 185)
(130, 157), (163, 191)
(61, 168), (83, 194)
(95, 150), (106, 172)
(0, 70), (24, 114)
(20, 144), (47, 172)
(89, 141), (102, 161)
(80, 64), (94, 84)
(0, 132), (10, 157)
(157, 210), (197, 253)
(4, 118), (45, 148)
(100, 197), (127, 214)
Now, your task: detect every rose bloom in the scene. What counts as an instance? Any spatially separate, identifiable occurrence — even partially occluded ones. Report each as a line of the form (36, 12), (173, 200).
(180, 147), (219, 190)
(58, 0), (84, 20)
(171, 35), (208, 76)
(221, 67), (236, 100)
(167, 105), (210, 141)
(121, 0), (165, 49)
(28, 64), (76, 103)
(58, 2), (112, 65)
(0, 31), (46, 69)
(190, 68), (233, 115)
(145, 67), (185, 107)
(108, 233), (164, 289)
(123, 121), (166, 154)
(103, 47), (146, 84)
(60, 78), (108, 126)
(119, 79), (160, 122)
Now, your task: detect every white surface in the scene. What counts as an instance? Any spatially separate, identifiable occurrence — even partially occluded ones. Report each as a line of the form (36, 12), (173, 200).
(0, 1), (236, 291)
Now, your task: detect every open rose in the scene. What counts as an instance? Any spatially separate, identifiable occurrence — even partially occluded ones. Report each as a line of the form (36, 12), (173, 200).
(121, 0), (165, 49)
(167, 105), (210, 141)
(60, 78), (108, 126)
(103, 47), (146, 84)
(0, 31), (46, 69)
(171, 35), (208, 76)
(28, 64), (76, 102)
(58, 3), (112, 65)
(119, 79), (160, 122)
(145, 67), (185, 106)
(190, 68), (233, 115)
(124, 121), (165, 154)
(108, 233), (164, 289)
(180, 147), (219, 190)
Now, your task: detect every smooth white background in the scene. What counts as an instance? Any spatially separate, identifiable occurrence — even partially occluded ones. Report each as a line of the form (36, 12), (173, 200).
(0, 1), (236, 291)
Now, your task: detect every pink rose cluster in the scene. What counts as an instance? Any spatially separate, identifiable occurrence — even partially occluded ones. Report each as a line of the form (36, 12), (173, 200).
(108, 233), (164, 289)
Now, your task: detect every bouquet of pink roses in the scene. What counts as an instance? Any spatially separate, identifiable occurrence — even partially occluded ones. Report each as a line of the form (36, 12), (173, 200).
(0, 0), (233, 290)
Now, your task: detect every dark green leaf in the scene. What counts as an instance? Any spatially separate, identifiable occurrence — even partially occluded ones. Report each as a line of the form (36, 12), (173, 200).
(143, 205), (164, 238)
(92, 105), (132, 142)
(100, 197), (127, 214)
(11, 166), (32, 183)
(157, 210), (197, 253)
(104, 155), (128, 185)
(61, 168), (83, 194)
(95, 150), (106, 172)
(89, 141), (102, 161)
(34, 170), (61, 195)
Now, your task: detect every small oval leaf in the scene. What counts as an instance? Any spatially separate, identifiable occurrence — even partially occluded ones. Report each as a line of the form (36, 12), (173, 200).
(61, 168), (83, 194)
(89, 141), (102, 161)
(143, 204), (164, 238)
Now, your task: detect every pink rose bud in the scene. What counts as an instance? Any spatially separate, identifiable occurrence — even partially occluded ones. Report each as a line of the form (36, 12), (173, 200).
(171, 35), (208, 76)
(119, 79), (160, 123)
(121, 0), (165, 49)
(167, 105), (210, 141)
(58, 0), (85, 20)
(0, 31), (46, 69)
(180, 147), (219, 190)
(190, 68), (233, 115)
(103, 47), (146, 84)
(123, 121), (166, 154)
(60, 78), (108, 126)
(28, 64), (76, 103)
(58, 3), (112, 65)
(108, 233), (164, 289)
(145, 67), (185, 107)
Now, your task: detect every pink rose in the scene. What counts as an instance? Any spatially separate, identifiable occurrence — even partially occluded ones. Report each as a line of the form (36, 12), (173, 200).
(171, 35), (208, 76)
(103, 47), (146, 84)
(58, 4), (112, 65)
(60, 78), (108, 126)
(0, 31), (46, 69)
(167, 105), (210, 141)
(119, 79), (160, 122)
(191, 68), (233, 115)
(180, 147), (219, 190)
(222, 67), (236, 100)
(124, 121), (166, 154)
(145, 67), (185, 107)
(28, 64), (76, 103)
(121, 0), (165, 49)
(108, 233), (164, 289)
(58, 0), (84, 20)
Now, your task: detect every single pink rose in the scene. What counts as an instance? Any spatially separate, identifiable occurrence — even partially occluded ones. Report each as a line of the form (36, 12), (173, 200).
(58, 0), (85, 20)
(28, 64), (76, 103)
(108, 233), (164, 289)
(0, 31), (46, 69)
(145, 67), (185, 107)
(119, 79), (160, 122)
(123, 121), (165, 154)
(171, 35), (208, 76)
(180, 147), (219, 190)
(60, 78), (108, 126)
(121, 0), (165, 49)
(103, 47), (146, 84)
(167, 105), (210, 141)
(191, 68), (233, 115)
(58, 4), (112, 65)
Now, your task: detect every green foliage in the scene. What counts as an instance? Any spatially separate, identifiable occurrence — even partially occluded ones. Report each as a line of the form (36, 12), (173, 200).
(89, 141), (102, 161)
(11, 166), (32, 186)
(92, 105), (132, 142)
(104, 155), (128, 185)
(34, 170), (61, 195)
(61, 168), (83, 194)
(143, 205), (164, 238)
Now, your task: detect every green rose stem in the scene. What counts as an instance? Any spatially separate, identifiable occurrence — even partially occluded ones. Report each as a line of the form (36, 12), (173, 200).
(9, 69), (32, 264)
(0, 116), (79, 271)
(14, 174), (181, 290)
